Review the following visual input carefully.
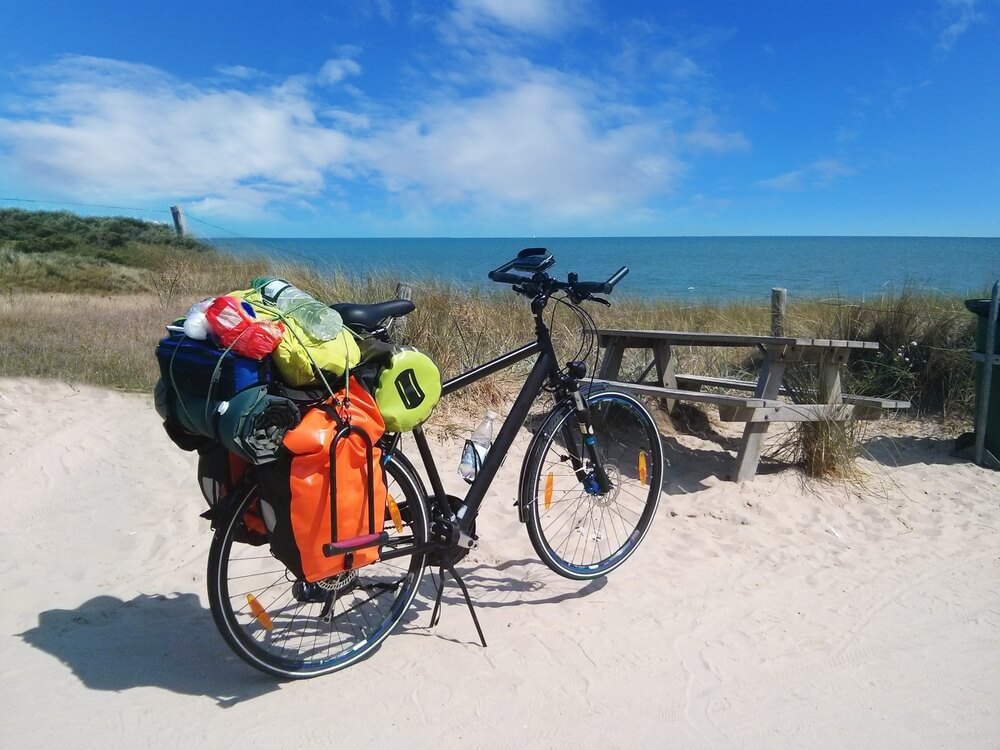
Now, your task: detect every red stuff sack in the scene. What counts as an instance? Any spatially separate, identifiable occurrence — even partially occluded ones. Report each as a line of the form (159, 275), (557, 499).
(204, 296), (284, 359)
(256, 378), (388, 582)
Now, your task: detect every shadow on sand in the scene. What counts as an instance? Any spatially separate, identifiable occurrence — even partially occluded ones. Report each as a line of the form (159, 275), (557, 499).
(862, 434), (968, 468)
(19, 593), (278, 706)
(403, 558), (608, 644)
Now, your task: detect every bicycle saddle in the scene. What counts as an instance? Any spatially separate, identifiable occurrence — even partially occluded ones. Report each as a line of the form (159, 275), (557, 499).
(331, 299), (415, 332)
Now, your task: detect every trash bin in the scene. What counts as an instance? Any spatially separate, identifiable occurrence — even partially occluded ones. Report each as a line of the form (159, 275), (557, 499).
(965, 295), (1000, 462)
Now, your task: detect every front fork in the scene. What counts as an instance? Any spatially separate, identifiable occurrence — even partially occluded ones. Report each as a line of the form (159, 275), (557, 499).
(565, 377), (612, 495)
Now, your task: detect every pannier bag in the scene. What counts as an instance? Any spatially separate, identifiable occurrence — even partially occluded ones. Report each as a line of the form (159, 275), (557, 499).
(256, 377), (388, 582)
(228, 288), (362, 387)
(197, 444), (268, 545)
(373, 346), (442, 432)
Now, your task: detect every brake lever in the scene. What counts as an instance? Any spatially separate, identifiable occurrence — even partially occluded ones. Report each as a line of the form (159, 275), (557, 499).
(590, 296), (612, 307)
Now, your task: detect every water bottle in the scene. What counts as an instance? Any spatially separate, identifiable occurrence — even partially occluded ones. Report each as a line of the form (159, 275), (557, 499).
(251, 277), (344, 341)
(459, 410), (498, 482)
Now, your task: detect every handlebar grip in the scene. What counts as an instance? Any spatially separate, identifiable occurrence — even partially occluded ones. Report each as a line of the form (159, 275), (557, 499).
(606, 266), (629, 289)
(573, 280), (611, 294)
(488, 270), (527, 285)
(571, 266), (630, 295)
(488, 258), (524, 284)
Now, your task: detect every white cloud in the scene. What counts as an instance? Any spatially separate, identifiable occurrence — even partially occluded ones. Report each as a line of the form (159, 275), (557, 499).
(0, 56), (353, 212)
(0, 41), (747, 226)
(682, 117), (749, 154)
(758, 159), (856, 191)
(215, 64), (264, 80)
(360, 78), (681, 217)
(449, 0), (587, 36)
(937, 0), (987, 52)
(318, 57), (362, 85)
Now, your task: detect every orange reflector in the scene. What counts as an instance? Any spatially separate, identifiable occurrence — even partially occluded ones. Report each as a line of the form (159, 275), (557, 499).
(638, 451), (648, 485)
(544, 472), (554, 510)
(387, 494), (404, 533)
(247, 594), (274, 631)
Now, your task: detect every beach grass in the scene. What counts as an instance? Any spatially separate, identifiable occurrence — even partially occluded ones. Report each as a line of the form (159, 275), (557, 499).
(0, 209), (978, 424)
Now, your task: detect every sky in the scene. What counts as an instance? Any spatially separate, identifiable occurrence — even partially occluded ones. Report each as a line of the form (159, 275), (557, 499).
(0, 0), (997, 238)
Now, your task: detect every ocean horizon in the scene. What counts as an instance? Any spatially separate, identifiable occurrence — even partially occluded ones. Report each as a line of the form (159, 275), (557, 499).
(211, 236), (1000, 302)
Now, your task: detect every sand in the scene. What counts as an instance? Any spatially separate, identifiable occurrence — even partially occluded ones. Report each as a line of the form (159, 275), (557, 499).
(1, 377), (998, 749)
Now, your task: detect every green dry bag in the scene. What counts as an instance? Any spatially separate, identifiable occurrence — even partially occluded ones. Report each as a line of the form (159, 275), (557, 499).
(375, 347), (442, 432)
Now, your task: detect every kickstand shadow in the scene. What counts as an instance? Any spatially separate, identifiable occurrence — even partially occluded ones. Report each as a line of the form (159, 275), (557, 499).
(411, 557), (607, 612)
(18, 593), (279, 707)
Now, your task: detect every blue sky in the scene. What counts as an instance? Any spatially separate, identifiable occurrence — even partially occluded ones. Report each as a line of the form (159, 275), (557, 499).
(0, 0), (997, 237)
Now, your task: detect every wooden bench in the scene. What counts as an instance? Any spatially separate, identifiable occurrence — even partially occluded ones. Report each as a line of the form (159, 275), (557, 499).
(596, 329), (910, 481)
(674, 374), (911, 419)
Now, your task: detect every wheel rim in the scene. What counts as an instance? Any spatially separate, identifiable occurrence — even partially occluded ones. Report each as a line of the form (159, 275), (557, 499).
(210, 458), (427, 677)
(531, 393), (662, 575)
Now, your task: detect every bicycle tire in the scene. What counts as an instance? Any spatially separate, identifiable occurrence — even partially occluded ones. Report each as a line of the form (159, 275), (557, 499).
(522, 390), (663, 580)
(207, 454), (428, 679)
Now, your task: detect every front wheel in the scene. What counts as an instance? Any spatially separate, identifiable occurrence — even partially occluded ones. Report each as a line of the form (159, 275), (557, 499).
(522, 390), (664, 580)
(206, 454), (428, 679)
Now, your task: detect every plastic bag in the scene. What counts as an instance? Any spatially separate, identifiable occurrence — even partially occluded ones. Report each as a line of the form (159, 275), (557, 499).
(182, 297), (215, 340)
(205, 296), (285, 359)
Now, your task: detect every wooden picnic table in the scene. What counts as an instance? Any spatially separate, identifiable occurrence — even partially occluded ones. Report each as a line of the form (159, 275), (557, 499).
(594, 329), (908, 482)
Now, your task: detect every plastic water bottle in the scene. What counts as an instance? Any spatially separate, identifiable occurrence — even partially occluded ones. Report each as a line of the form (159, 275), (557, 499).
(459, 410), (498, 482)
(252, 277), (343, 341)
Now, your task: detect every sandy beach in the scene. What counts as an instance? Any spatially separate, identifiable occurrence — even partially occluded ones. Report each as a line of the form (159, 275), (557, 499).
(1, 377), (998, 749)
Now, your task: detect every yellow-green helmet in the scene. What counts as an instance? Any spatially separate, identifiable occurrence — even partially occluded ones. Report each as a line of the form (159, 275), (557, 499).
(375, 347), (442, 432)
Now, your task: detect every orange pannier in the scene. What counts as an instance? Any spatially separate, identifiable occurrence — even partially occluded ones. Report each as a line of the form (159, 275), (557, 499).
(258, 378), (388, 582)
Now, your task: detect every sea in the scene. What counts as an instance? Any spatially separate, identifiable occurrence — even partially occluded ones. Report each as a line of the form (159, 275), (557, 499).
(211, 236), (1000, 302)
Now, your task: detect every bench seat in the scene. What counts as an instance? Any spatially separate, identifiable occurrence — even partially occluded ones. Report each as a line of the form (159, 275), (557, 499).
(674, 374), (910, 412)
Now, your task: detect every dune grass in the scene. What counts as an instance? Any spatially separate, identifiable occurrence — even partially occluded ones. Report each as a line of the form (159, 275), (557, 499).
(0, 209), (979, 427)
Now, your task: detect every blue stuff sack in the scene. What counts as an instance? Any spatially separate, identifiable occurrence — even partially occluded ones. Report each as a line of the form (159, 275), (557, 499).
(156, 330), (270, 400)
(156, 328), (271, 438)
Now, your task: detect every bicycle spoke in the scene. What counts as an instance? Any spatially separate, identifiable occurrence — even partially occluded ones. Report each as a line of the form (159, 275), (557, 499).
(208, 459), (428, 677)
(528, 393), (662, 578)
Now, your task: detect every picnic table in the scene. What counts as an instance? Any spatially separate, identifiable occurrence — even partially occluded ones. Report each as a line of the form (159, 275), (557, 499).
(594, 329), (910, 482)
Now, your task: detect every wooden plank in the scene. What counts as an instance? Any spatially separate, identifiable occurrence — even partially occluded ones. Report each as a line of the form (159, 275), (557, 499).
(733, 359), (787, 482)
(676, 375), (908, 408)
(764, 345), (854, 364)
(652, 341), (678, 413)
(598, 337), (625, 380)
(597, 329), (880, 350)
(589, 380), (773, 409)
(676, 374), (792, 396)
(719, 404), (856, 423)
(841, 395), (910, 410)
(675, 374), (909, 410)
(818, 353), (844, 405)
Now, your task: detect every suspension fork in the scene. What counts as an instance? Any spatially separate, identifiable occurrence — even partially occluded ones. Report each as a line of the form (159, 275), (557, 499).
(565, 378), (612, 494)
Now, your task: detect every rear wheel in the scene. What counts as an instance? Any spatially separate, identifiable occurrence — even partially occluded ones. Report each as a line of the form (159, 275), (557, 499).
(523, 391), (663, 580)
(207, 455), (428, 679)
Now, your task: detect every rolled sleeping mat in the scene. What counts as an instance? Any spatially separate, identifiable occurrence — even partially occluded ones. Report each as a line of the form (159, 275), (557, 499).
(216, 386), (301, 464)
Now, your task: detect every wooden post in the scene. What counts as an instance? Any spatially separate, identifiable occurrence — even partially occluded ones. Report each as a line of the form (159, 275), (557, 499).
(771, 288), (787, 337)
(733, 357), (787, 482)
(169, 205), (188, 238)
(651, 341), (679, 414)
(391, 281), (412, 341)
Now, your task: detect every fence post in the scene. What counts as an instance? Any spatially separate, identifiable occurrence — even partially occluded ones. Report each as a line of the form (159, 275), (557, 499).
(169, 205), (188, 238)
(391, 281), (413, 341)
(771, 287), (787, 337)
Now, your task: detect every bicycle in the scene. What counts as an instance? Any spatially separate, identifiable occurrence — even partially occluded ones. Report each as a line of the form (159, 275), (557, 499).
(206, 248), (665, 678)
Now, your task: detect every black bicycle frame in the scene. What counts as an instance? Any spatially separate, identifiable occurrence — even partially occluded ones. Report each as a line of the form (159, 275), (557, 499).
(408, 339), (552, 534)
(380, 289), (611, 558)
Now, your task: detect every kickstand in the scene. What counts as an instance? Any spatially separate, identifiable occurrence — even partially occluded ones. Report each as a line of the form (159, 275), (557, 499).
(428, 565), (488, 647)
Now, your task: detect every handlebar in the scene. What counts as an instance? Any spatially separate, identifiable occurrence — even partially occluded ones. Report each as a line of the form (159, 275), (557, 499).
(488, 251), (629, 303)
(486, 259), (525, 286)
